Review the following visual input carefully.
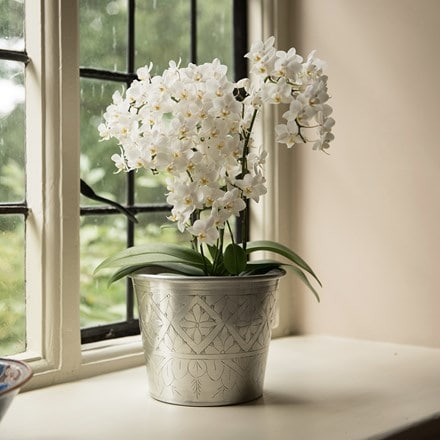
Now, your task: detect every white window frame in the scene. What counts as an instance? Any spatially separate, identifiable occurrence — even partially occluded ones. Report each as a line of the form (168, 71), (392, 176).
(20, 0), (83, 387)
(249, 0), (297, 337)
(15, 0), (293, 391)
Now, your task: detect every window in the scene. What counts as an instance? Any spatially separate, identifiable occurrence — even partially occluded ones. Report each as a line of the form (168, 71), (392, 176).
(0, 0), (272, 387)
(0, 0), (296, 387)
(79, 0), (248, 344)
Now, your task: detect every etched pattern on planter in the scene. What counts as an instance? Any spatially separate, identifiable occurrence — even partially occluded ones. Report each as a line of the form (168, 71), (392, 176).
(134, 275), (281, 406)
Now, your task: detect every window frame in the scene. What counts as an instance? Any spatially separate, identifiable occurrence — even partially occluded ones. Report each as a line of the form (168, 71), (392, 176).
(11, 0), (293, 391)
(20, 0), (82, 384)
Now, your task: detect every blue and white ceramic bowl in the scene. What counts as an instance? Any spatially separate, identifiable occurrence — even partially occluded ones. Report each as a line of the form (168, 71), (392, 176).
(0, 359), (33, 423)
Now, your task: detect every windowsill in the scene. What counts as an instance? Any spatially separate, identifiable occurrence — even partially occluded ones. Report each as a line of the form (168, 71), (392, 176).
(1, 335), (439, 440)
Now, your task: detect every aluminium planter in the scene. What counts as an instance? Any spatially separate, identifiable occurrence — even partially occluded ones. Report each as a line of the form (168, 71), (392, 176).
(131, 269), (284, 406)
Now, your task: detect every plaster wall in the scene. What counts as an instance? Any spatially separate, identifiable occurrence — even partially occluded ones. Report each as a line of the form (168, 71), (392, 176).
(284, 0), (440, 347)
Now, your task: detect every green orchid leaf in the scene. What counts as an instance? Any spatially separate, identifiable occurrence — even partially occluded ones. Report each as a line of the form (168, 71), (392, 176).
(208, 244), (229, 276)
(144, 263), (206, 277)
(107, 264), (147, 286)
(286, 265), (321, 303)
(223, 243), (247, 275)
(242, 260), (320, 301)
(99, 255), (200, 271)
(245, 240), (322, 287)
(108, 262), (206, 285)
(95, 243), (210, 273)
(242, 259), (286, 276)
(212, 261), (228, 276)
(207, 244), (219, 261)
(243, 260), (320, 302)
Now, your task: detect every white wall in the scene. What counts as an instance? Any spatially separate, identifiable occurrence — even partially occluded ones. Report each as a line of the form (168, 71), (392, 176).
(283, 0), (440, 347)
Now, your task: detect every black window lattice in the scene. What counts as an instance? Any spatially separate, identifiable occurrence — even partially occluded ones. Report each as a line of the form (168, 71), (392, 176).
(80, 0), (248, 344)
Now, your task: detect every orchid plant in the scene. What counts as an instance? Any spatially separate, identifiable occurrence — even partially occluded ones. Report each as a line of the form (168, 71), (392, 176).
(95, 36), (334, 301)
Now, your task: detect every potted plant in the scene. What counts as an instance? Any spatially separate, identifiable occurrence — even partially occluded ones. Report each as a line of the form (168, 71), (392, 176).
(95, 36), (334, 406)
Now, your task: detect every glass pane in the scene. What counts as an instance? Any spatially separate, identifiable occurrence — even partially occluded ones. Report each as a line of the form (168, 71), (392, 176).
(0, 215), (25, 356)
(0, 60), (25, 202)
(197, 0), (233, 73)
(80, 215), (127, 327)
(135, 0), (190, 74)
(80, 78), (126, 205)
(135, 170), (167, 204)
(80, 0), (127, 71)
(134, 211), (190, 247)
(0, 0), (25, 51)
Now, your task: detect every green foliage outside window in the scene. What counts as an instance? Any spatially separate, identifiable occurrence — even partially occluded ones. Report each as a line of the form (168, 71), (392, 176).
(0, 0), (234, 354)
(0, 0), (26, 355)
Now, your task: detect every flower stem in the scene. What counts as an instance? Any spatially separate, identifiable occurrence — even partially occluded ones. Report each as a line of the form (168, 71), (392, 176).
(241, 109), (258, 173)
(238, 108), (258, 248)
(242, 202), (248, 252)
(226, 221), (236, 245)
(199, 244), (209, 275)
(212, 229), (224, 275)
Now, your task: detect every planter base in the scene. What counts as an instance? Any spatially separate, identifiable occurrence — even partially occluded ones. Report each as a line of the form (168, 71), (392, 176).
(145, 351), (268, 406)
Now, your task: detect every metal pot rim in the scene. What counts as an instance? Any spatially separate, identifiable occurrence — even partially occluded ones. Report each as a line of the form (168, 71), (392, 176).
(130, 267), (286, 282)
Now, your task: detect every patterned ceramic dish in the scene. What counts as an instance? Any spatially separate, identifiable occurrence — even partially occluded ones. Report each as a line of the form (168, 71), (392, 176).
(0, 359), (33, 423)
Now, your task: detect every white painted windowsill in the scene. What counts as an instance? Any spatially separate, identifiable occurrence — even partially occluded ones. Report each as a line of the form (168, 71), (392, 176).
(1, 336), (439, 440)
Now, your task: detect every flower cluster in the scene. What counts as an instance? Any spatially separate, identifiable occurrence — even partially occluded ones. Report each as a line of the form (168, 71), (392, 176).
(99, 37), (334, 246)
(245, 36), (334, 151)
